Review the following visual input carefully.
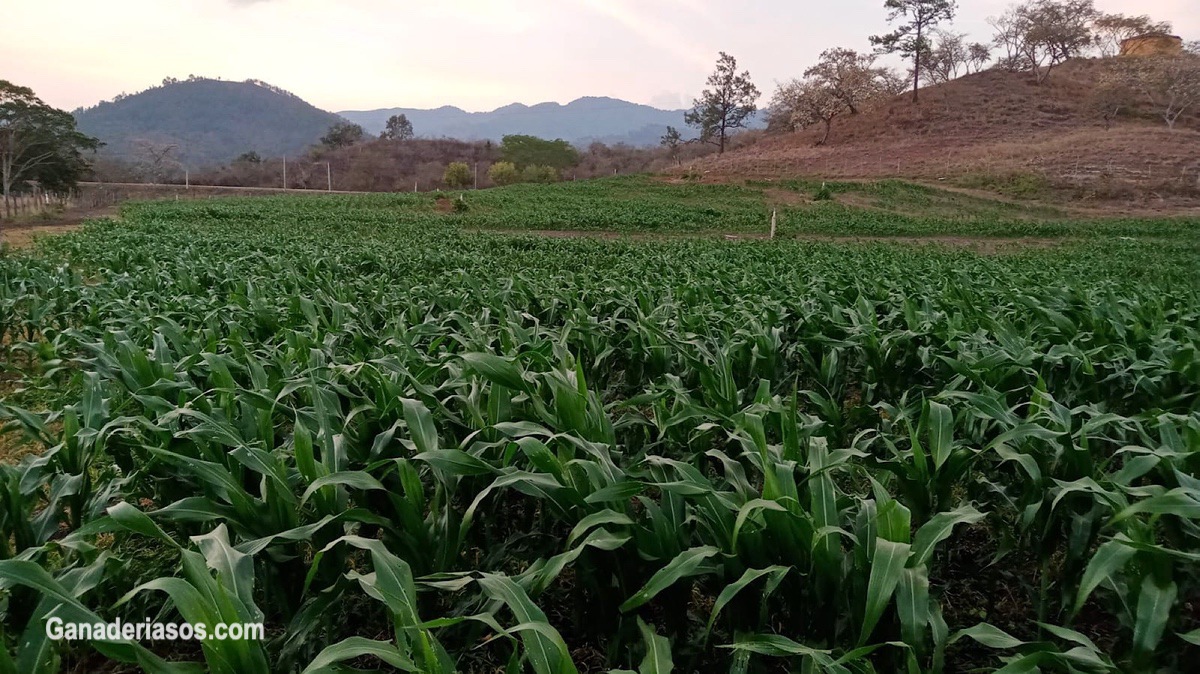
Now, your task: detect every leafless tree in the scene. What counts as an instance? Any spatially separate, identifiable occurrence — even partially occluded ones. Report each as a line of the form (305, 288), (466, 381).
(769, 79), (845, 145)
(921, 30), (969, 84)
(1091, 13), (1173, 57)
(804, 48), (901, 114)
(990, 0), (1098, 84)
(132, 139), (182, 183)
(1113, 52), (1200, 129)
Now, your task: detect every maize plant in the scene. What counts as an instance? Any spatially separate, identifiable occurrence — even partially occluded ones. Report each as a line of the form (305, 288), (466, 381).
(0, 192), (1196, 673)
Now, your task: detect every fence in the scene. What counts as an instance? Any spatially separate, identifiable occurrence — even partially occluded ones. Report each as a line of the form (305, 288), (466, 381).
(0, 189), (72, 221)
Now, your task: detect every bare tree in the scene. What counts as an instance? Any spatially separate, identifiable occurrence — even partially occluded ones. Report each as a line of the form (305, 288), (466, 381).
(1090, 72), (1136, 129)
(870, 0), (958, 103)
(684, 52), (760, 154)
(1113, 52), (1200, 129)
(769, 79), (844, 145)
(804, 48), (900, 114)
(921, 30), (969, 84)
(1092, 13), (1173, 57)
(132, 139), (182, 183)
(990, 0), (1098, 84)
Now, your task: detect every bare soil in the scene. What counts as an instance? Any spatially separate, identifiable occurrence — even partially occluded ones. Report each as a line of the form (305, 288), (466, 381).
(1, 206), (118, 249)
(682, 59), (1200, 213)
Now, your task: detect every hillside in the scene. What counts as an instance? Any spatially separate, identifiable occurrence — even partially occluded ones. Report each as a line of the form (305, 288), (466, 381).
(339, 97), (700, 146)
(74, 78), (345, 167)
(694, 59), (1200, 207)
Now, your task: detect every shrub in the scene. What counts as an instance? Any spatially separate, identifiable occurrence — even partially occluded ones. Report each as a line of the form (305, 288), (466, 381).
(522, 165), (558, 184)
(488, 161), (520, 186)
(443, 162), (472, 189)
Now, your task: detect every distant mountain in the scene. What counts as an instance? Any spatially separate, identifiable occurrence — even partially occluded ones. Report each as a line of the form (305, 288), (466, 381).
(339, 97), (702, 146)
(74, 78), (345, 167)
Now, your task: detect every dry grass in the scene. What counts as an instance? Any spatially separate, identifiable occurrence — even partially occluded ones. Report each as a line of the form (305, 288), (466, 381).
(689, 59), (1200, 211)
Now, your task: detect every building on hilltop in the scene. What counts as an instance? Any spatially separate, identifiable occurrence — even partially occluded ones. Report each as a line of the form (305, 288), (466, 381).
(1119, 34), (1184, 57)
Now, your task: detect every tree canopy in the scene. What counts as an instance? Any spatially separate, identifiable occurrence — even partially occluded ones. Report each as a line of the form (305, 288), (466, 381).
(870, 0), (959, 102)
(684, 52), (760, 154)
(381, 114), (414, 141)
(1, 80), (99, 206)
(499, 135), (579, 170)
(320, 122), (366, 150)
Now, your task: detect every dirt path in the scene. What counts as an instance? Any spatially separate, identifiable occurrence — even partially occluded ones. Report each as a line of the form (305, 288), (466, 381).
(0, 206), (118, 249)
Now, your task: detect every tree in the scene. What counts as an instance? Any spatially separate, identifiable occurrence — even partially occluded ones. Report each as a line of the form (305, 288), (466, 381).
(1113, 52), (1200, 129)
(1, 80), (98, 215)
(320, 122), (365, 149)
(443, 162), (472, 188)
(1092, 13), (1173, 57)
(488, 162), (520, 186)
(870, 0), (958, 103)
(521, 165), (558, 183)
(768, 79), (844, 145)
(660, 126), (684, 165)
(990, 0), (1098, 85)
(919, 30), (970, 84)
(131, 140), (182, 183)
(684, 52), (760, 154)
(499, 135), (579, 169)
(1090, 73), (1136, 129)
(236, 151), (263, 164)
(804, 48), (899, 115)
(381, 114), (414, 141)
(966, 42), (993, 73)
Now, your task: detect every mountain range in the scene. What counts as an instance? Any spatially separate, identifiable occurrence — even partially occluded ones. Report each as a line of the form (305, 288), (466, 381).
(338, 97), (694, 147)
(72, 79), (715, 168)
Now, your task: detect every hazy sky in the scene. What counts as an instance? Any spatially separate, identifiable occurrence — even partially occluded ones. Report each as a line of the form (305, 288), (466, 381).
(4, 0), (1196, 113)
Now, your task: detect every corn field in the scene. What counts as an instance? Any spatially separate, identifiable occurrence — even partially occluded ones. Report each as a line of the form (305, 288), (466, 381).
(0, 193), (1198, 673)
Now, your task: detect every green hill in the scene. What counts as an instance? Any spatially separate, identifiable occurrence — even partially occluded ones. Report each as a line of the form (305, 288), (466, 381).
(74, 78), (344, 168)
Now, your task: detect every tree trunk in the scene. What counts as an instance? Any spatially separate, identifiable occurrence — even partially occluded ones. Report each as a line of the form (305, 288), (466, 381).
(818, 119), (832, 146)
(913, 24), (922, 103)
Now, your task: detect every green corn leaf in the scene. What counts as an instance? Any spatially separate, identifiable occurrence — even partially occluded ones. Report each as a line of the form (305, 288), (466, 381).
(477, 573), (578, 674)
(949, 623), (1025, 649)
(301, 637), (417, 674)
(704, 565), (791, 638)
(415, 449), (496, 477)
(909, 504), (984, 568)
(1073, 539), (1136, 616)
(926, 400), (954, 470)
(859, 539), (912, 645)
(636, 618), (673, 674)
(620, 546), (720, 612)
(463, 352), (529, 392)
(896, 566), (930, 652)
(402, 398), (440, 454)
(1132, 575), (1177, 661)
(300, 471), (386, 506)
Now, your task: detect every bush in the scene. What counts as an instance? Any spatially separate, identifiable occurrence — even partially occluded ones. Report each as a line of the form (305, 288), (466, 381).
(813, 183), (833, 201)
(488, 161), (520, 186)
(443, 162), (472, 189)
(521, 165), (558, 184)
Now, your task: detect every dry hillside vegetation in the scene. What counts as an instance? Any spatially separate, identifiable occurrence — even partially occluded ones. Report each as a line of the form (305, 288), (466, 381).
(694, 59), (1200, 208)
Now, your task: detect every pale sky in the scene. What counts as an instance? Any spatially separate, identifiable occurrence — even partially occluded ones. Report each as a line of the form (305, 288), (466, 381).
(3, 0), (1196, 113)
